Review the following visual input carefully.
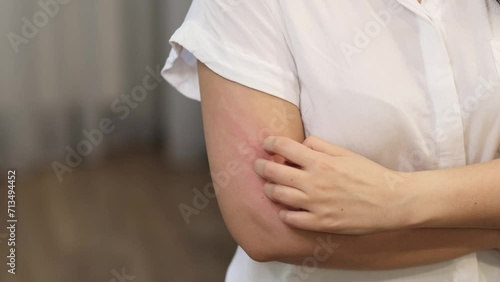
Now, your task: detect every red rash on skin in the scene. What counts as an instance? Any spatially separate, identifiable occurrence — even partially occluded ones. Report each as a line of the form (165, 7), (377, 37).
(217, 96), (295, 211)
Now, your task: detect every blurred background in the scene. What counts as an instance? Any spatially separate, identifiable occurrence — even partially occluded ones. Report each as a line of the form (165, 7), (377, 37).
(0, 0), (236, 281)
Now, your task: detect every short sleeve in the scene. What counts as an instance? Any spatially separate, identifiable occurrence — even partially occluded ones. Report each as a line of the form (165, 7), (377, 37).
(161, 0), (300, 108)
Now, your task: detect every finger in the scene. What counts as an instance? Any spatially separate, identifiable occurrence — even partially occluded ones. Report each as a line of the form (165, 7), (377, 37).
(264, 183), (309, 209)
(303, 135), (355, 157)
(263, 136), (315, 167)
(254, 159), (307, 189)
(279, 210), (319, 231)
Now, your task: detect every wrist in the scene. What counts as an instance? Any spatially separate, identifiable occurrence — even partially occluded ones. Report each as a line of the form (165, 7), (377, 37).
(400, 171), (437, 229)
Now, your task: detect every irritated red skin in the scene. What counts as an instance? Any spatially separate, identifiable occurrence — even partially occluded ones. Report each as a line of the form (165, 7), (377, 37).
(222, 101), (303, 212)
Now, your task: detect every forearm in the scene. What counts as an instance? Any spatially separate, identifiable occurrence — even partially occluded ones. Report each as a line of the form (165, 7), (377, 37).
(406, 159), (500, 229)
(220, 171), (500, 269)
(273, 227), (500, 270)
(219, 152), (500, 269)
(223, 152), (500, 268)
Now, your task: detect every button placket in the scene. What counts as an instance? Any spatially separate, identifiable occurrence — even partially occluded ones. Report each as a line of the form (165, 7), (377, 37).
(396, 0), (433, 23)
(490, 39), (500, 76)
(422, 0), (441, 17)
(418, 16), (467, 168)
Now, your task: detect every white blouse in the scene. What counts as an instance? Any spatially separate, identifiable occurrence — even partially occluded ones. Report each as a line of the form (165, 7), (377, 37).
(162, 0), (500, 281)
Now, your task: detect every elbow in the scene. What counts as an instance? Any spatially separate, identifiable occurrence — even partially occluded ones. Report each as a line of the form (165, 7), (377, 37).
(238, 236), (279, 262)
(237, 229), (345, 265)
(245, 247), (275, 263)
(230, 221), (283, 262)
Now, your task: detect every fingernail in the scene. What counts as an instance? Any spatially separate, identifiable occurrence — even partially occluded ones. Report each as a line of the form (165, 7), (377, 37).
(254, 158), (266, 174)
(264, 136), (276, 149)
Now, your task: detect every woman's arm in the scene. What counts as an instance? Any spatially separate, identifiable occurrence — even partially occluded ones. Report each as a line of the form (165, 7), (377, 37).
(197, 61), (500, 269)
(406, 160), (500, 229)
(283, 228), (500, 270)
(254, 135), (500, 234)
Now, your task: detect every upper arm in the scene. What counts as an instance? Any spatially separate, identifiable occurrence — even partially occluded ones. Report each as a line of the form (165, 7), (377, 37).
(198, 60), (309, 261)
(196, 60), (496, 269)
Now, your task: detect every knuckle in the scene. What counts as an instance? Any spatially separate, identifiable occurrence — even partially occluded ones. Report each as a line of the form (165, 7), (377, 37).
(320, 215), (339, 232)
(306, 135), (319, 143)
(314, 179), (329, 191)
(302, 138), (311, 147)
(302, 153), (315, 167)
(304, 135), (318, 147)
(314, 178), (331, 194)
(313, 157), (333, 172)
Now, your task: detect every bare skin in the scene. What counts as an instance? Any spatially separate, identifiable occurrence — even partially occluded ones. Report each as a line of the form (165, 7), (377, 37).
(254, 135), (500, 235)
(198, 61), (500, 269)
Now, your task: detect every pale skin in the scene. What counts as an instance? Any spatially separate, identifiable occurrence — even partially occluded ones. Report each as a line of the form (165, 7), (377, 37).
(255, 135), (500, 234)
(198, 61), (500, 270)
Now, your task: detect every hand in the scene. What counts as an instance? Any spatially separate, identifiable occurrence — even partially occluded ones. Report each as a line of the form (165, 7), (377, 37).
(254, 135), (416, 235)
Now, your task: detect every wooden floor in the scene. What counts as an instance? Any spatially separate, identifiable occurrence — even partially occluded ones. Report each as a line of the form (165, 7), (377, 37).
(0, 149), (237, 282)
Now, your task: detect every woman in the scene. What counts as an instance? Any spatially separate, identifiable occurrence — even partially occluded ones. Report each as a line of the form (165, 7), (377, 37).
(162, 0), (500, 281)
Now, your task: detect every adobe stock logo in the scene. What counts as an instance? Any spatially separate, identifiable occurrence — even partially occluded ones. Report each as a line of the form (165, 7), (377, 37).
(340, 0), (403, 63)
(109, 267), (135, 282)
(7, 0), (71, 54)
